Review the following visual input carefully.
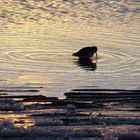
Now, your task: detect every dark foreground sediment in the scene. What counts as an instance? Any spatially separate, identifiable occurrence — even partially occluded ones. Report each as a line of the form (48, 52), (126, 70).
(0, 88), (140, 140)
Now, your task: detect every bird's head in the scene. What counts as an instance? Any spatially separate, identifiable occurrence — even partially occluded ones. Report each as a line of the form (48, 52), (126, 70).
(92, 46), (98, 52)
(92, 46), (98, 58)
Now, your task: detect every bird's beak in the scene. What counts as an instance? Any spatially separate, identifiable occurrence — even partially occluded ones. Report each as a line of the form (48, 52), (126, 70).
(96, 52), (98, 59)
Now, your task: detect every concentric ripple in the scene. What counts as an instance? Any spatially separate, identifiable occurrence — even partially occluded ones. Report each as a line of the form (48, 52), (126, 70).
(99, 47), (140, 76)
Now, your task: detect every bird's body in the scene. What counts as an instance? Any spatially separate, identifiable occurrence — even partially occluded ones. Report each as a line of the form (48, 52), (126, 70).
(72, 46), (98, 59)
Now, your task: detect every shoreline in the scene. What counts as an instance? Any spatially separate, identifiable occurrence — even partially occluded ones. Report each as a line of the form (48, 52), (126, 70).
(0, 88), (140, 139)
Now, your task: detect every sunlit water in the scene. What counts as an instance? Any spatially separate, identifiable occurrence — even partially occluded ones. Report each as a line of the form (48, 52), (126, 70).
(0, 0), (140, 97)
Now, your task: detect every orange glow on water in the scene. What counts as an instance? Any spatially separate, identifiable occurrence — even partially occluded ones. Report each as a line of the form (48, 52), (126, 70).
(0, 114), (34, 129)
(13, 75), (51, 85)
(23, 101), (52, 105)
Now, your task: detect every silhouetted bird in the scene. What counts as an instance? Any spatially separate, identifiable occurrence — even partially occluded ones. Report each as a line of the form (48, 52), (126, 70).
(72, 46), (98, 59)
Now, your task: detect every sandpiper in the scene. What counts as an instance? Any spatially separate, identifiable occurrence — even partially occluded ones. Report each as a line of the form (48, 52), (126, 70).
(72, 46), (98, 59)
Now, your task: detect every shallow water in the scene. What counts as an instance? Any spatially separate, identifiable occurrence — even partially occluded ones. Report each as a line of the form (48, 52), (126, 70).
(0, 0), (140, 97)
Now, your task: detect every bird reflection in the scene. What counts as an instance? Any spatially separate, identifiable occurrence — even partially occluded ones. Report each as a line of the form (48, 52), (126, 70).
(74, 58), (97, 71)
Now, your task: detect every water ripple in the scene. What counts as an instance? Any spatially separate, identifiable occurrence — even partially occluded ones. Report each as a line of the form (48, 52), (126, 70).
(0, 0), (139, 26)
(99, 46), (140, 76)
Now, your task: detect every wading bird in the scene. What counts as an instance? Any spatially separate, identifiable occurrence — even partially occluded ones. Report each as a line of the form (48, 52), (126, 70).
(72, 46), (98, 59)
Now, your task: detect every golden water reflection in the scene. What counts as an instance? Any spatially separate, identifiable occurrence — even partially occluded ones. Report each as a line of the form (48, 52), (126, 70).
(0, 114), (34, 129)
(13, 75), (51, 85)
(23, 101), (52, 105)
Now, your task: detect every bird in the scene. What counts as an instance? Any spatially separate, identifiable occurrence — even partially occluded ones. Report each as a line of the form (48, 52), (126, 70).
(72, 46), (98, 59)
